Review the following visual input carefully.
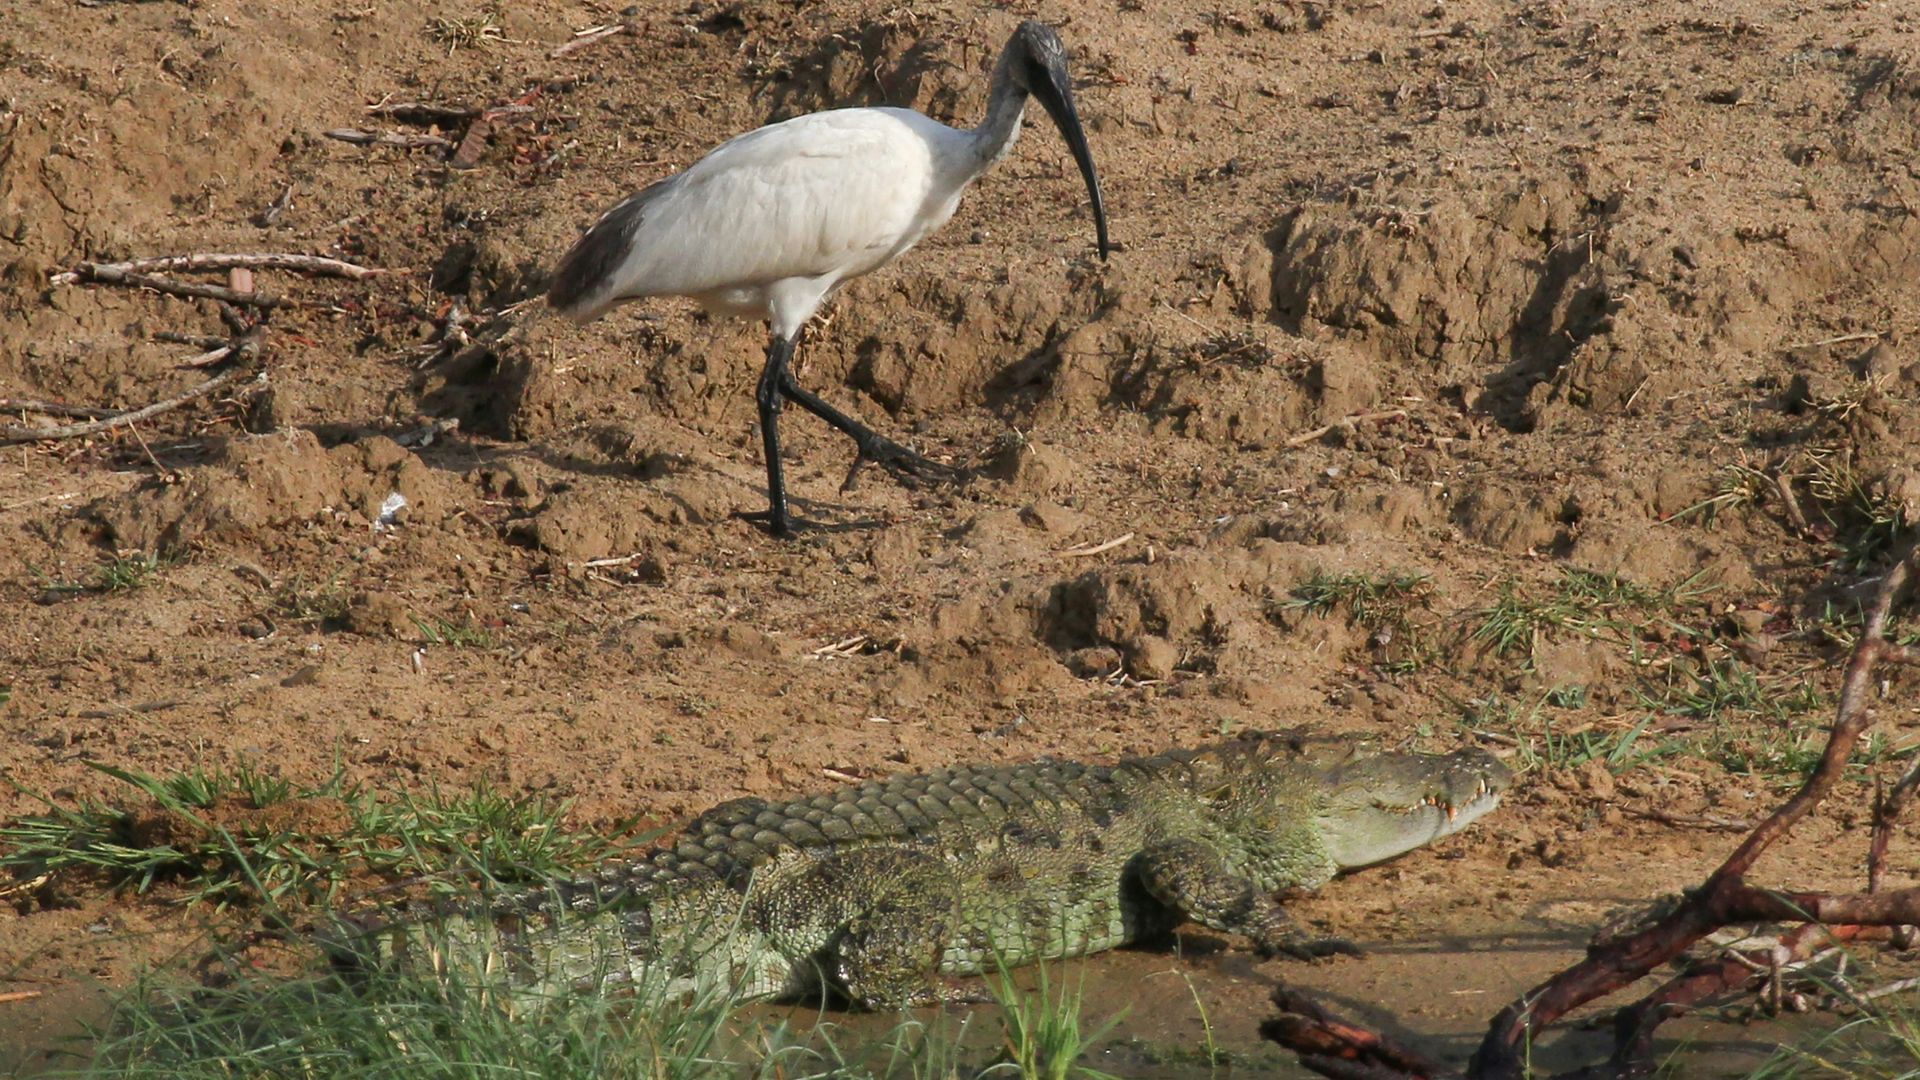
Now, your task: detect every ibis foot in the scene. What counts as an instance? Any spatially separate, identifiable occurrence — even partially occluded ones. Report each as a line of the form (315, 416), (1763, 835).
(842, 432), (961, 493)
(734, 506), (796, 538)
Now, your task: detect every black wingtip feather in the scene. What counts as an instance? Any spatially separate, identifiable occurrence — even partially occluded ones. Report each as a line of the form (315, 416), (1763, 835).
(546, 181), (664, 320)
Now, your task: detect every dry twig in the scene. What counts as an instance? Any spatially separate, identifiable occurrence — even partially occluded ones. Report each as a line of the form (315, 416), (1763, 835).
(0, 872), (51, 900)
(154, 331), (230, 350)
(51, 253), (381, 285)
(365, 100), (481, 124)
(451, 102), (537, 170)
(323, 128), (456, 150)
(551, 23), (633, 58)
(1285, 409), (1409, 448)
(0, 321), (267, 444)
(1869, 756), (1920, 895)
(0, 369), (257, 444)
(809, 634), (871, 659)
(1788, 331), (1881, 350)
(1059, 532), (1135, 558)
(254, 184), (294, 227)
(1773, 467), (1815, 539)
(1625, 808), (1754, 832)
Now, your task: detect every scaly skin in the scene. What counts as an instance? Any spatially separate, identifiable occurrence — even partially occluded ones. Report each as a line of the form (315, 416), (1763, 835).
(335, 732), (1510, 1008)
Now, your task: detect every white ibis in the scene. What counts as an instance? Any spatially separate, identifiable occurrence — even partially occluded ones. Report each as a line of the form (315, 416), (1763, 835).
(547, 20), (1111, 537)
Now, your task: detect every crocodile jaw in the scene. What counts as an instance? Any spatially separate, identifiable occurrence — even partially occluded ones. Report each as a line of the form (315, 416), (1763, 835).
(1314, 747), (1512, 871)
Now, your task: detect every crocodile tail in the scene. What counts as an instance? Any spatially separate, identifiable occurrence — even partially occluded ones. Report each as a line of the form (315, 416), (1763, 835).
(324, 857), (679, 974)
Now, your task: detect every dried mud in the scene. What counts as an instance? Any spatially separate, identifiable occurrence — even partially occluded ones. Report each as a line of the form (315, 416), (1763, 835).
(5, 0), (1920, 1071)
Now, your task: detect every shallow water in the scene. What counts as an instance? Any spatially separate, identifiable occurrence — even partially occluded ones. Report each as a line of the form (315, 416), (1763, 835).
(747, 926), (1844, 1078)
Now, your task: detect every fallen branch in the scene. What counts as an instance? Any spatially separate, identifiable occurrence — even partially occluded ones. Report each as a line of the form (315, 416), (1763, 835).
(50, 265), (281, 308)
(51, 253), (381, 285)
(0, 397), (118, 420)
(323, 128), (456, 150)
(365, 99), (481, 124)
(1263, 987), (1446, 1080)
(1597, 922), (1871, 1071)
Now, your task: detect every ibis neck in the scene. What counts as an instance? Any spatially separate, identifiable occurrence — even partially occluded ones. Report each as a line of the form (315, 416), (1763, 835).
(969, 60), (1029, 170)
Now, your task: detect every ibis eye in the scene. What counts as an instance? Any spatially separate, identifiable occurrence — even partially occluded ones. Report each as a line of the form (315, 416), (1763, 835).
(1025, 56), (1055, 94)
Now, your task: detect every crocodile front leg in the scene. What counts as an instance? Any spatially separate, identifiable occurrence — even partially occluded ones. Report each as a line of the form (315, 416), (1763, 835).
(1132, 838), (1361, 960)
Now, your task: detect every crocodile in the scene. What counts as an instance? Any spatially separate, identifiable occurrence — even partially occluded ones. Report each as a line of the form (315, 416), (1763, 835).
(334, 732), (1510, 1008)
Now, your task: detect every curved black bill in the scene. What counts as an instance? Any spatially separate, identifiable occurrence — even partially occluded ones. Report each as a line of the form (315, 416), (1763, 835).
(1030, 64), (1111, 260)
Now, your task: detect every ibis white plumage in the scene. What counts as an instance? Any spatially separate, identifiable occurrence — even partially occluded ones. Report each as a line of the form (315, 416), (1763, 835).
(548, 20), (1111, 537)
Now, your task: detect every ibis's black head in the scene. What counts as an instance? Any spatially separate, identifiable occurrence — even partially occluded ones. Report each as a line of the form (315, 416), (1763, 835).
(1005, 21), (1111, 260)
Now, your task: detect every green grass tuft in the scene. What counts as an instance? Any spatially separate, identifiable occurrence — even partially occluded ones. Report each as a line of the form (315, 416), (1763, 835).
(271, 575), (352, 623)
(78, 943), (750, 1080)
(31, 551), (178, 597)
(1, 762), (645, 910)
(1803, 448), (1912, 574)
(1638, 658), (1824, 725)
(47, 916), (1134, 1080)
(990, 959), (1123, 1080)
(1283, 569), (1435, 670)
(1472, 568), (1716, 661)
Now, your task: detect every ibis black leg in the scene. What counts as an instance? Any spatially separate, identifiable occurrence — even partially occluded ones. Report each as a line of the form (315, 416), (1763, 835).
(752, 334), (795, 537)
(777, 374), (957, 490)
(742, 332), (959, 537)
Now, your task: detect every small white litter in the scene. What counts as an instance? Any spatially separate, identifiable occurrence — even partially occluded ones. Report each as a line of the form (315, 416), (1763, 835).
(375, 491), (408, 531)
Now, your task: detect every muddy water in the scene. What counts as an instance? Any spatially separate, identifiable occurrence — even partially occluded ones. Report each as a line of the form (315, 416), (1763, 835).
(756, 926), (1820, 1078)
(0, 982), (112, 1078)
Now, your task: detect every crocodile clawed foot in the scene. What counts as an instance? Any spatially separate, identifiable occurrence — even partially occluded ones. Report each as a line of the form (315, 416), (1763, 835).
(1257, 933), (1364, 962)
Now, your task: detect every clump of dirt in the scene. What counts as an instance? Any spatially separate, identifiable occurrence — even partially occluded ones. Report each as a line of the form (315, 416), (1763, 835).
(81, 431), (463, 554)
